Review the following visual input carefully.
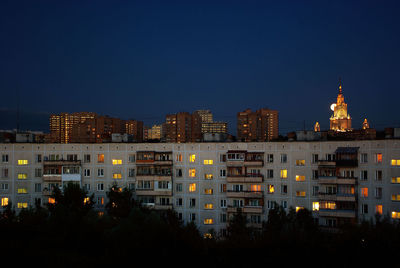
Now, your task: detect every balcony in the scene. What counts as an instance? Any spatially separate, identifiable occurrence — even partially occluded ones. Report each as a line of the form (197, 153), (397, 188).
(43, 160), (81, 166)
(226, 191), (263, 199)
(319, 176), (357, 185)
(43, 174), (62, 182)
(336, 159), (358, 167)
(227, 174), (264, 183)
(135, 189), (172, 196)
(318, 193), (356, 202)
(226, 160), (245, 167)
(154, 204), (173, 210)
(318, 209), (357, 218)
(227, 206), (263, 214)
(317, 160), (336, 167)
(136, 159), (173, 165)
(244, 160), (264, 167)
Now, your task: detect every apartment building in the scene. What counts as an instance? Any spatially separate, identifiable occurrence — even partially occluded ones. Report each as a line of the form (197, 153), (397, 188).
(237, 108), (279, 142)
(1, 140), (400, 237)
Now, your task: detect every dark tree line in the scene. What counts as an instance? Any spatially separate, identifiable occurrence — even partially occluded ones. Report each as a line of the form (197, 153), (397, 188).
(1, 186), (399, 267)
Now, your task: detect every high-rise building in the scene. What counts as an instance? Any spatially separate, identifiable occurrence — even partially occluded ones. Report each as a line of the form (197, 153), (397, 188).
(165, 112), (203, 143)
(146, 124), (164, 141)
(237, 108), (279, 142)
(330, 81), (352, 132)
(201, 122), (228, 134)
(125, 120), (144, 142)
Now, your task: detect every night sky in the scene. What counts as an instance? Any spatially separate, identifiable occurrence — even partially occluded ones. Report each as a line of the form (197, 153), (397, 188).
(1, 0), (399, 135)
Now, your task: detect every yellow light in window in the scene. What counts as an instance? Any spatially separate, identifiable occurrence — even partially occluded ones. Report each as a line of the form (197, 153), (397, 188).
(17, 202), (28, 209)
(189, 154), (196, 162)
(17, 188), (27, 194)
(18, 159), (28, 165)
(280, 169), (287, 179)
(361, 188), (368, 197)
(1, 197), (9, 207)
(112, 159), (122, 165)
(296, 159), (305, 166)
(376, 205), (383, 215)
(97, 154), (104, 163)
(189, 169), (196, 177)
(189, 183), (196, 192)
(251, 184), (261, 192)
(392, 211), (400, 219)
(204, 218), (213, 225)
(113, 173), (122, 179)
(48, 197), (55, 204)
(376, 153), (383, 163)
(296, 206), (304, 212)
(312, 202), (319, 211)
(296, 191), (306, 197)
(391, 159), (400, 166)
(205, 174), (213, 180)
(204, 233), (213, 239)
(295, 175), (305, 181)
(204, 188), (213, 195)
(18, 173), (27, 179)
(392, 177), (400, 184)
(84, 197), (90, 204)
(268, 184), (274, 193)
(203, 159), (213, 165)
(204, 203), (213, 209)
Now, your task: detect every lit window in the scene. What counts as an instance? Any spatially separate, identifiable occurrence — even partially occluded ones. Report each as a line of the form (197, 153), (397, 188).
(312, 202), (319, 211)
(84, 197), (90, 204)
(204, 174), (213, 180)
(295, 206), (304, 212)
(1, 197), (9, 207)
(376, 205), (383, 215)
(321, 201), (336, 210)
(48, 197), (55, 204)
(391, 159), (400, 166)
(391, 194), (400, 201)
(280, 169), (287, 179)
(295, 175), (305, 182)
(17, 202), (28, 209)
(189, 169), (196, 178)
(204, 233), (213, 239)
(18, 173), (27, 179)
(113, 173), (122, 179)
(204, 218), (214, 225)
(267, 184), (274, 194)
(296, 191), (306, 197)
(204, 188), (213, 195)
(392, 211), (400, 219)
(204, 203), (214, 209)
(112, 159), (122, 165)
(361, 188), (368, 197)
(189, 154), (196, 162)
(376, 153), (383, 163)
(97, 154), (104, 163)
(18, 160), (28, 165)
(203, 159), (213, 165)
(392, 177), (400, 184)
(296, 159), (305, 166)
(251, 185), (261, 192)
(17, 188), (27, 194)
(176, 154), (182, 162)
(189, 183), (196, 192)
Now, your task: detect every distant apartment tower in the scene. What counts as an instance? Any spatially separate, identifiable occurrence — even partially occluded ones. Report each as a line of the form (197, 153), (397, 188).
(146, 124), (163, 141)
(194, 110), (213, 123)
(201, 122), (228, 134)
(237, 108), (279, 142)
(50, 112), (97, 143)
(165, 112), (193, 143)
(125, 120), (144, 142)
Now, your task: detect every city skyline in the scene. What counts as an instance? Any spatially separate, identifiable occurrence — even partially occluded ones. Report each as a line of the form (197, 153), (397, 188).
(1, 1), (400, 133)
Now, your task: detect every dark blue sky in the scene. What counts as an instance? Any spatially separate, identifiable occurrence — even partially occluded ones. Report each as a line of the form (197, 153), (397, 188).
(1, 0), (399, 135)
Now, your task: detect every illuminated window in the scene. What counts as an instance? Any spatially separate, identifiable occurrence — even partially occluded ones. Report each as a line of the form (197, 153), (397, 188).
(295, 175), (305, 182)
(189, 154), (196, 162)
(296, 191), (306, 197)
(312, 202), (319, 211)
(17, 188), (27, 194)
(48, 197), (55, 204)
(113, 173), (122, 179)
(203, 159), (213, 165)
(204, 233), (213, 239)
(204, 203), (214, 209)
(176, 154), (182, 162)
(296, 159), (305, 166)
(267, 184), (274, 194)
(84, 197), (90, 204)
(18, 159), (28, 165)
(204, 218), (214, 225)
(204, 174), (213, 180)
(375, 153), (383, 163)
(17, 202), (28, 209)
(321, 201), (336, 210)
(251, 184), (261, 192)
(18, 173), (27, 179)
(97, 154), (104, 163)
(189, 169), (196, 178)
(376, 205), (383, 215)
(280, 169), (287, 179)
(391, 194), (400, 201)
(391, 159), (400, 166)
(204, 188), (213, 195)
(392, 177), (400, 184)
(392, 211), (400, 219)
(1, 197), (9, 207)
(295, 206), (304, 212)
(361, 188), (368, 197)
(112, 159), (122, 165)
(189, 183), (196, 192)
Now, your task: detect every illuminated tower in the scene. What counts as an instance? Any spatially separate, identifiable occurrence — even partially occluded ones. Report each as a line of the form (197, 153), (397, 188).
(329, 80), (352, 132)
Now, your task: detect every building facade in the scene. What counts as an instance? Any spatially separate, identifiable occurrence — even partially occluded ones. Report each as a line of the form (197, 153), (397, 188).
(1, 140), (400, 236)
(237, 108), (279, 142)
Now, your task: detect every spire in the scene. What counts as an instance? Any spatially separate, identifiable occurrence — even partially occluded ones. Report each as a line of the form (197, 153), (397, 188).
(338, 77), (342, 94)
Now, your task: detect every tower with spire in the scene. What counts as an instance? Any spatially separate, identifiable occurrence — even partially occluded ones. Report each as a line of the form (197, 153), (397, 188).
(329, 79), (352, 132)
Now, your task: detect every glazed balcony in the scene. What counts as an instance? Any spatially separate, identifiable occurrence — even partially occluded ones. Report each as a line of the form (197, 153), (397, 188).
(135, 189), (173, 196)
(227, 173), (264, 183)
(43, 160), (81, 166)
(318, 193), (357, 202)
(318, 209), (357, 218)
(318, 176), (357, 185)
(227, 206), (263, 214)
(226, 190), (263, 199)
